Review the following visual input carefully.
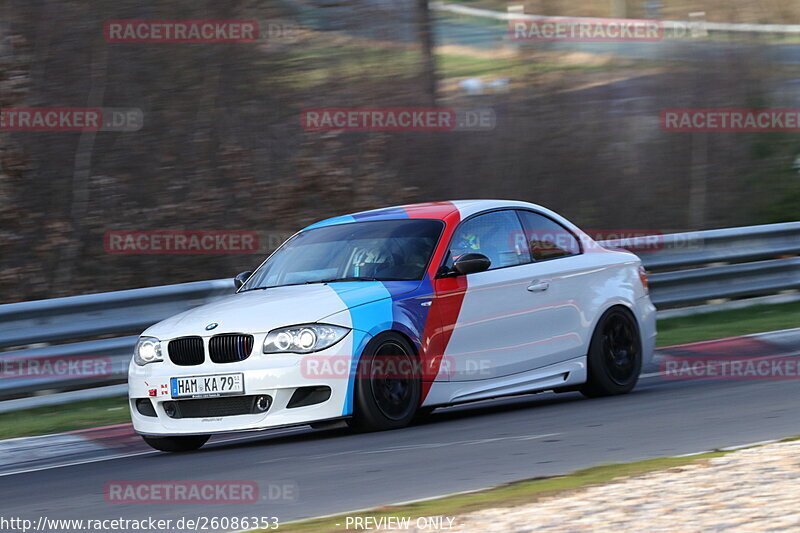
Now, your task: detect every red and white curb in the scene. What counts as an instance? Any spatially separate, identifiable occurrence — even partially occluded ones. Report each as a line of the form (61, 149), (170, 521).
(0, 423), (146, 476)
(0, 423), (308, 477)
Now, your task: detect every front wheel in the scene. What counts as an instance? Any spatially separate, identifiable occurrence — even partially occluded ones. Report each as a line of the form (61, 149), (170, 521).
(142, 435), (210, 452)
(348, 333), (421, 432)
(580, 307), (642, 398)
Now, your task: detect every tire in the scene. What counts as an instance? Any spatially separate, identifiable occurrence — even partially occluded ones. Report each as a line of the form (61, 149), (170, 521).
(142, 435), (210, 452)
(580, 307), (642, 398)
(411, 406), (436, 424)
(348, 333), (421, 432)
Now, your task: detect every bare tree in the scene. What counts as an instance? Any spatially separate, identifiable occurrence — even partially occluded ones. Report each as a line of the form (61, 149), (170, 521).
(415, 0), (437, 106)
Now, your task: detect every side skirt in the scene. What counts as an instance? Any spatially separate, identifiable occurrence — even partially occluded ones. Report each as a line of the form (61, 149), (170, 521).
(421, 356), (587, 407)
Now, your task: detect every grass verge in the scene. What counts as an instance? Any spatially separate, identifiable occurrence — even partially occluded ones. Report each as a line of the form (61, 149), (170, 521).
(276, 44), (628, 90)
(268, 452), (727, 533)
(0, 395), (130, 439)
(656, 300), (800, 347)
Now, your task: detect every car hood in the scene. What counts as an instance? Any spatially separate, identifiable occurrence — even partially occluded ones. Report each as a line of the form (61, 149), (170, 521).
(142, 281), (420, 340)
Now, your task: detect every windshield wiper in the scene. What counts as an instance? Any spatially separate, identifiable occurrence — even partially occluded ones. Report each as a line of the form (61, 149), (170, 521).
(242, 277), (410, 291)
(308, 277), (381, 284)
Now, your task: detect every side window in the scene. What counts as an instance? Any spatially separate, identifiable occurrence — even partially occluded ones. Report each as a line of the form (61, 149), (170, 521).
(447, 210), (530, 271)
(517, 210), (581, 261)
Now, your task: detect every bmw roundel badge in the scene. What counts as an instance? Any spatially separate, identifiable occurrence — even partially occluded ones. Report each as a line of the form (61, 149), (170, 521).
(205, 323), (219, 331)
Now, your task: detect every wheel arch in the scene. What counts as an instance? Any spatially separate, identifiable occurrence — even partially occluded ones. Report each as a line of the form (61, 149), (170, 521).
(349, 329), (423, 431)
(586, 301), (642, 351)
(360, 329), (420, 358)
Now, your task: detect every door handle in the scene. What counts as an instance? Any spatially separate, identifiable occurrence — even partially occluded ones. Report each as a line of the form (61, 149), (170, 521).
(527, 281), (550, 292)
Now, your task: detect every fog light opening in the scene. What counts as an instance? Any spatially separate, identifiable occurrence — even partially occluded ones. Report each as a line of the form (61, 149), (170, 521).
(163, 402), (178, 418)
(255, 395), (271, 412)
(135, 398), (157, 417)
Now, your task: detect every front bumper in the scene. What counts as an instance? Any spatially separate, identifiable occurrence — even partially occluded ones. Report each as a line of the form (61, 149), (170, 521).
(128, 336), (360, 436)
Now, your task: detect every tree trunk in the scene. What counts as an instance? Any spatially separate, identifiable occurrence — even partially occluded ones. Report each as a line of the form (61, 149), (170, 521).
(416, 0), (437, 106)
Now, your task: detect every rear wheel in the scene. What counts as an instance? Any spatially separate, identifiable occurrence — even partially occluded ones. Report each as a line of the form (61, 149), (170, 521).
(142, 435), (209, 452)
(580, 307), (642, 398)
(348, 333), (421, 431)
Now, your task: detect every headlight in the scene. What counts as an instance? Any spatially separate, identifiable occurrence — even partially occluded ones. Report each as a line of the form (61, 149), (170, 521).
(134, 336), (163, 366)
(263, 324), (350, 354)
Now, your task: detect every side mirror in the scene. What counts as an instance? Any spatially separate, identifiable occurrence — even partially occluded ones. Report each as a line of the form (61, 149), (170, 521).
(453, 253), (491, 275)
(234, 271), (253, 289)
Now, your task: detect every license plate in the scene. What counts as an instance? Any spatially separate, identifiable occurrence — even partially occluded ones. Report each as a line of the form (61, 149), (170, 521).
(170, 373), (244, 399)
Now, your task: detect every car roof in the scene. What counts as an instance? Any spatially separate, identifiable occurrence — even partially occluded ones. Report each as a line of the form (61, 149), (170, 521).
(303, 200), (558, 230)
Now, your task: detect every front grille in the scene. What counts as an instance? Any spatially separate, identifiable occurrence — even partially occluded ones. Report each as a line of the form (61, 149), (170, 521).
(162, 395), (271, 419)
(168, 336), (205, 366)
(209, 334), (254, 363)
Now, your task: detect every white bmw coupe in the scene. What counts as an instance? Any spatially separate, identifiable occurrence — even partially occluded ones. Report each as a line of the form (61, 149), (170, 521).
(129, 200), (656, 451)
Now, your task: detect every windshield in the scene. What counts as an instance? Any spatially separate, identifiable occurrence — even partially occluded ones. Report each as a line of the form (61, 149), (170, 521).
(242, 219), (444, 290)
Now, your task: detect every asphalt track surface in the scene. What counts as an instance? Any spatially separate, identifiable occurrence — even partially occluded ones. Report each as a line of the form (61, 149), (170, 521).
(2, 328), (799, 531)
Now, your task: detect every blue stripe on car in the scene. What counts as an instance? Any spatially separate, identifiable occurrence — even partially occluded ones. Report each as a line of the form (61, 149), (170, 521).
(308, 208), (437, 416)
(304, 206), (410, 231)
(303, 214), (356, 230)
(351, 207), (410, 221)
(328, 282), (394, 416)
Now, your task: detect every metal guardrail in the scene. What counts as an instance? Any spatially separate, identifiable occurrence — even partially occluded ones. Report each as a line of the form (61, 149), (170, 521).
(0, 279), (234, 349)
(0, 222), (797, 400)
(599, 222), (800, 308)
(431, 2), (800, 35)
(647, 257), (800, 307)
(0, 280), (235, 398)
(600, 222), (800, 271)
